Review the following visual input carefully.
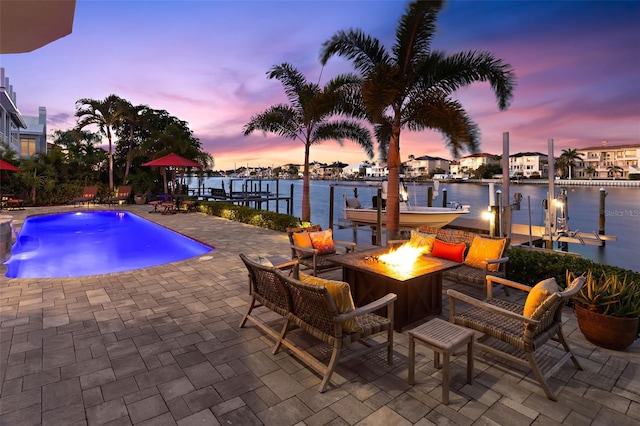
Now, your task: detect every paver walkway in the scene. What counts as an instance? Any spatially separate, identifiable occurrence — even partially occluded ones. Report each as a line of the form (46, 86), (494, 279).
(1, 205), (638, 425)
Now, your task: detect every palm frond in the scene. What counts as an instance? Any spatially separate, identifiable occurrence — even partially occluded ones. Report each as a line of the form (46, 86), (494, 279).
(243, 105), (302, 140)
(393, 0), (443, 73)
(320, 29), (391, 75)
(417, 50), (516, 110)
(373, 120), (392, 162)
(311, 121), (374, 159)
(404, 96), (479, 158)
(268, 63), (310, 109)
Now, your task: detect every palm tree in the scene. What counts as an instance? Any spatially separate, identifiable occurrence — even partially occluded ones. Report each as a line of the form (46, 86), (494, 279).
(607, 165), (623, 180)
(584, 165), (596, 180)
(554, 156), (568, 178)
(560, 148), (582, 179)
(75, 94), (127, 191)
(118, 101), (147, 180)
(320, 0), (515, 236)
(243, 63), (374, 222)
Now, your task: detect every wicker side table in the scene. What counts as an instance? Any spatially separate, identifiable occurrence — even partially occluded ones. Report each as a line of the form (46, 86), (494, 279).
(407, 318), (474, 404)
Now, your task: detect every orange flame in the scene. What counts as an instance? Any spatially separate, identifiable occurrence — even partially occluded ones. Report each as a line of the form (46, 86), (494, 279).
(378, 240), (425, 272)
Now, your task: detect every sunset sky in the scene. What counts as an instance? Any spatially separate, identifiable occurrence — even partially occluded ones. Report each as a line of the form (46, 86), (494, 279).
(2, 0), (639, 171)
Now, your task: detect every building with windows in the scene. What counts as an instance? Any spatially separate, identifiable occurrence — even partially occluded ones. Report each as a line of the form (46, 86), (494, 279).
(402, 155), (450, 178)
(0, 67), (27, 153)
(458, 153), (499, 173)
(574, 143), (640, 179)
(18, 107), (47, 158)
(1, 68), (47, 158)
(509, 152), (548, 178)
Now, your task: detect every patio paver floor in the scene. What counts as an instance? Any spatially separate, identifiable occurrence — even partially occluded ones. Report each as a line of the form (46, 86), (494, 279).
(1, 204), (638, 425)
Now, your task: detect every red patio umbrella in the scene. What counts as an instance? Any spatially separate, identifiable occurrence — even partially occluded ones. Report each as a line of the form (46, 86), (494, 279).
(142, 153), (202, 194)
(0, 159), (20, 172)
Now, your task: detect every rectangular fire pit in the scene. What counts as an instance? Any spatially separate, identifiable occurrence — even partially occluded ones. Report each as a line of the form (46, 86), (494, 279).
(330, 248), (460, 331)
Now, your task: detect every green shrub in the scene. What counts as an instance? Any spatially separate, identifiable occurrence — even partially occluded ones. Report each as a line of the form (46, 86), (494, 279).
(198, 201), (302, 232)
(506, 247), (640, 288)
(629, 173), (640, 181)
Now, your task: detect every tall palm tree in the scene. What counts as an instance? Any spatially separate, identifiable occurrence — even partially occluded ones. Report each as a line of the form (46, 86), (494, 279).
(560, 148), (582, 179)
(75, 94), (127, 191)
(585, 165), (596, 179)
(117, 101), (147, 180)
(320, 0), (515, 236)
(243, 63), (374, 222)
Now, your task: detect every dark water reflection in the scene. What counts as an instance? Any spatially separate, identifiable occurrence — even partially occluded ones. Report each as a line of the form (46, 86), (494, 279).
(200, 178), (639, 272)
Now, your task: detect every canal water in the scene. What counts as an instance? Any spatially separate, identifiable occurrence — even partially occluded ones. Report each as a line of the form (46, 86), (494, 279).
(196, 177), (639, 273)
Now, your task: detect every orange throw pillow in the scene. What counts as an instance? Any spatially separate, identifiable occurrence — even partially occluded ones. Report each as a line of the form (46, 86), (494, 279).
(464, 236), (506, 272)
(431, 239), (465, 263)
(309, 229), (336, 254)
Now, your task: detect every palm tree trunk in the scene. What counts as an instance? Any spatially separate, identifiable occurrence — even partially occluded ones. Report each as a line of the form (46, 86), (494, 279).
(162, 167), (168, 194)
(386, 118), (402, 239)
(107, 128), (114, 191)
(302, 143), (311, 223)
(124, 126), (134, 179)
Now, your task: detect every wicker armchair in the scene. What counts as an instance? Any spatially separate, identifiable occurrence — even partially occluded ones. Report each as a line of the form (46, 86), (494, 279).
(278, 272), (397, 392)
(238, 253), (292, 342)
(238, 253), (397, 393)
(447, 274), (586, 401)
(286, 225), (356, 276)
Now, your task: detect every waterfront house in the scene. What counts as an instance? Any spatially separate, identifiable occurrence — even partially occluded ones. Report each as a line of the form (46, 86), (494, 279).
(509, 151), (548, 178)
(402, 155), (450, 178)
(574, 143), (640, 179)
(1, 68), (47, 158)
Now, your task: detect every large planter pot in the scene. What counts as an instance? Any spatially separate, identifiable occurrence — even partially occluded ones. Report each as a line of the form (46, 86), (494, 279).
(134, 195), (146, 205)
(574, 304), (639, 351)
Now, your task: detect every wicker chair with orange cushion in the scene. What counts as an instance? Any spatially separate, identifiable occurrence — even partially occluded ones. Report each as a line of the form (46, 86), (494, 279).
(279, 270), (396, 392)
(238, 253), (397, 393)
(286, 225), (356, 276)
(447, 274), (586, 401)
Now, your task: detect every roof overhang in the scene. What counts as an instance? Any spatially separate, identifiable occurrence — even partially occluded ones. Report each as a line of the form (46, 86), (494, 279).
(0, 0), (76, 53)
(0, 91), (27, 128)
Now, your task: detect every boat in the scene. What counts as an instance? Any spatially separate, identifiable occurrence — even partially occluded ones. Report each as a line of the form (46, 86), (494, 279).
(344, 204), (470, 229)
(343, 181), (470, 229)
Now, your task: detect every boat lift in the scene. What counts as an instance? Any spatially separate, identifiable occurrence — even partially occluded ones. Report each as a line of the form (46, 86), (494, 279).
(515, 139), (617, 249)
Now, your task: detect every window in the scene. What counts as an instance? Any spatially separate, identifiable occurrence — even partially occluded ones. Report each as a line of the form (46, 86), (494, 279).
(21, 137), (36, 156)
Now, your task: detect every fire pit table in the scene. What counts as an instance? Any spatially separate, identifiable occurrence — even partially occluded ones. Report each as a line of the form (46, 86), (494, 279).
(330, 248), (460, 331)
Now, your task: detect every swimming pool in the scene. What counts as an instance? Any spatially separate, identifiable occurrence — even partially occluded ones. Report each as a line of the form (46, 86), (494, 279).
(4, 211), (213, 278)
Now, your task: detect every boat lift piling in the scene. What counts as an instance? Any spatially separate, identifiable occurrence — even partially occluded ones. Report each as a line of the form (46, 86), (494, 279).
(599, 187), (607, 247)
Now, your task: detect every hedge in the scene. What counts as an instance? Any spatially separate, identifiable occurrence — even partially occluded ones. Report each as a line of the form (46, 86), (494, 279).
(197, 201), (302, 232)
(506, 247), (640, 288)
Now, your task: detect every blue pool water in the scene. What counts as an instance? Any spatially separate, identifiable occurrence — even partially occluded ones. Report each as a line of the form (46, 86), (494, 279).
(4, 211), (213, 278)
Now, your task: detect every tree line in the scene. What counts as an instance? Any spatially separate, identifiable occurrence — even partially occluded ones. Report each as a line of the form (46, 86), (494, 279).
(1, 94), (213, 205)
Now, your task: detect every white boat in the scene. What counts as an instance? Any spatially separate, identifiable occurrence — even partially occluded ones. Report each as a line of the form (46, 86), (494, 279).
(343, 181), (470, 229)
(344, 204), (470, 229)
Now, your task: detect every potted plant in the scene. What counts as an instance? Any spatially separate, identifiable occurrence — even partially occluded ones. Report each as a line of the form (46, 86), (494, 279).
(569, 270), (640, 351)
(134, 193), (146, 205)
